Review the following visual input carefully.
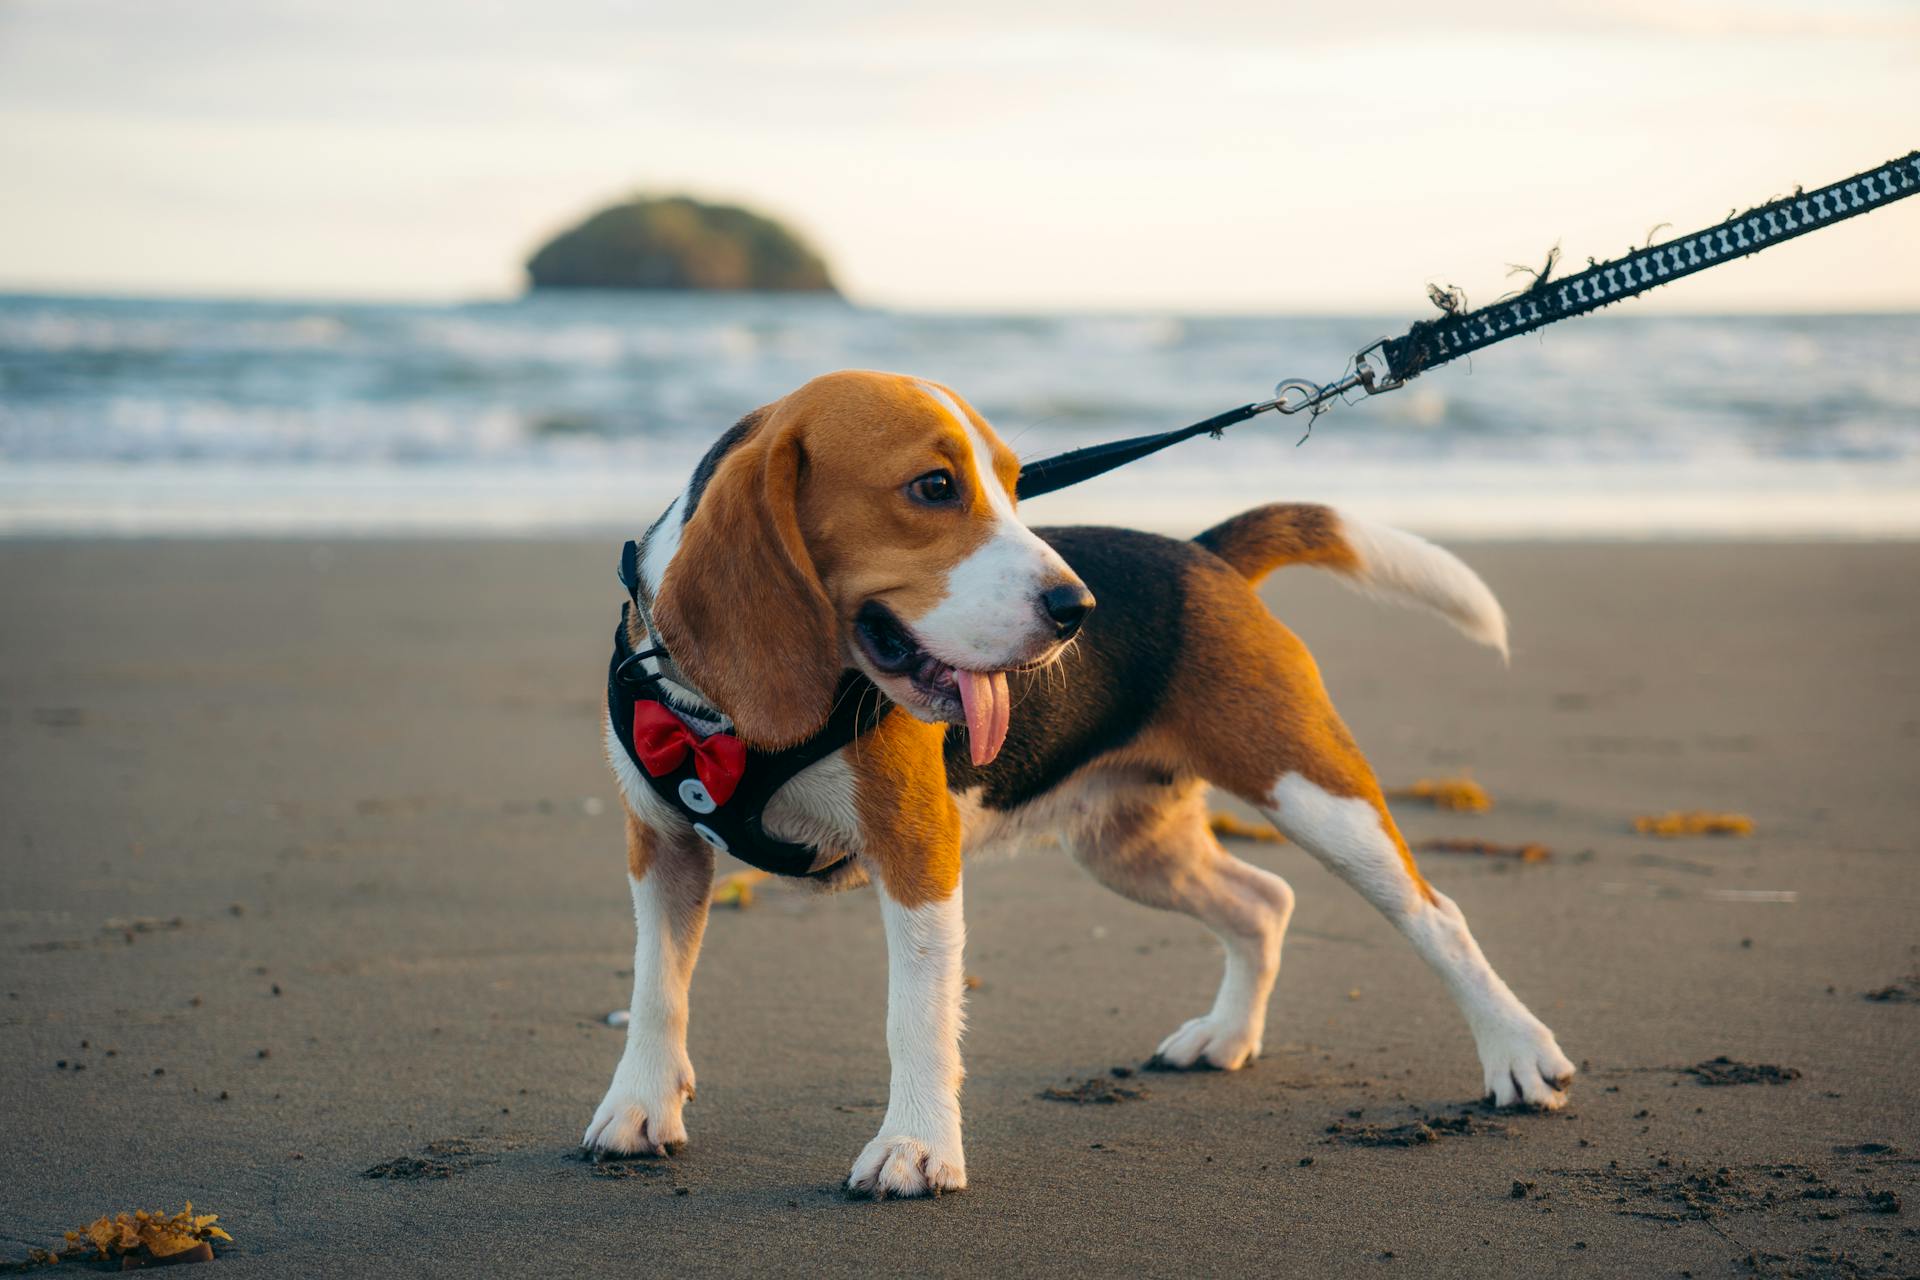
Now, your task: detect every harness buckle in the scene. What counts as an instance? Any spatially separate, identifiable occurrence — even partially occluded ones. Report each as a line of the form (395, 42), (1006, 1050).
(613, 645), (668, 689)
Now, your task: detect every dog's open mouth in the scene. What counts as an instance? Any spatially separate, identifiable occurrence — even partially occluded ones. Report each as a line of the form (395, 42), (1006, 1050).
(854, 602), (1011, 767)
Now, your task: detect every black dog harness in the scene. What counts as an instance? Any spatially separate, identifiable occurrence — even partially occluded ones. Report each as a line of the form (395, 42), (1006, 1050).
(606, 540), (891, 879)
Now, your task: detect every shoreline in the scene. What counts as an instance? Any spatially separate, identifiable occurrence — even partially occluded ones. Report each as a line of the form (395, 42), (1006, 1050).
(8, 459), (1920, 541)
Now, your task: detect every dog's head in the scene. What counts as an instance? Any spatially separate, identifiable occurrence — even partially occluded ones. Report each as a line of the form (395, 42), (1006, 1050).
(651, 370), (1093, 760)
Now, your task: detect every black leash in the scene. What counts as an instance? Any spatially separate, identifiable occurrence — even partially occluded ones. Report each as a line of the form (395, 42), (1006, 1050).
(1016, 151), (1920, 501)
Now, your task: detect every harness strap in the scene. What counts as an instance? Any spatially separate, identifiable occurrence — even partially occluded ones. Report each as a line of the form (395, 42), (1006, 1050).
(607, 595), (889, 879)
(616, 533), (700, 692)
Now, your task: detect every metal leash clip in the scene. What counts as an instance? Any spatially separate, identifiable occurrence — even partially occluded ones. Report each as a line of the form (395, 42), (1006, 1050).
(1254, 337), (1404, 420)
(1351, 339), (1405, 394)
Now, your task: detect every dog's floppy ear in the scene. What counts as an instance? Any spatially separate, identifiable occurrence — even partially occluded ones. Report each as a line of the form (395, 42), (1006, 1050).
(651, 410), (841, 748)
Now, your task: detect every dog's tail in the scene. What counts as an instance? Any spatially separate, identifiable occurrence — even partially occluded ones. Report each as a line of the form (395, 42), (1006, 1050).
(1193, 503), (1508, 659)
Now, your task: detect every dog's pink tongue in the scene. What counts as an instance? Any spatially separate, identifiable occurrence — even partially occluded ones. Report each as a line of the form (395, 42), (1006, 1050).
(955, 668), (1011, 766)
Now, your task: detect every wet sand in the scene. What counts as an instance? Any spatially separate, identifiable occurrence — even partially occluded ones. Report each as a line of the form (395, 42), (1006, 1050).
(3, 538), (1917, 1276)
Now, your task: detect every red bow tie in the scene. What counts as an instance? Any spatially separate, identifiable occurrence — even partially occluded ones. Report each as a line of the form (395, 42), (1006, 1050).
(631, 700), (748, 807)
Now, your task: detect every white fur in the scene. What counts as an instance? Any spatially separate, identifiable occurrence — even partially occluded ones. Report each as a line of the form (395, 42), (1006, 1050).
(957, 767), (1174, 860)
(633, 491), (734, 722)
(761, 750), (864, 871)
(956, 774), (1119, 859)
(605, 711), (678, 830)
(1260, 772), (1573, 1108)
(584, 872), (700, 1155)
(1151, 874), (1289, 1074)
(919, 382), (1016, 520)
(1335, 513), (1510, 659)
(641, 493), (684, 594)
(909, 381), (1074, 668)
(849, 885), (969, 1196)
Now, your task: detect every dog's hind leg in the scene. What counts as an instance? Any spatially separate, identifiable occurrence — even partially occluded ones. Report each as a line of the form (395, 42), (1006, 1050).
(584, 813), (714, 1156)
(1160, 578), (1573, 1109)
(1245, 743), (1574, 1109)
(1070, 778), (1295, 1071)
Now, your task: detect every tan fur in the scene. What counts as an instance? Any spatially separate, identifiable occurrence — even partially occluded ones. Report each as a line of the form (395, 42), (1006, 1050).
(625, 807), (657, 880)
(655, 371), (1018, 750)
(850, 709), (962, 908)
(787, 372), (1016, 630)
(1194, 502), (1358, 583)
(1069, 780), (1295, 1068)
(1072, 780), (1292, 940)
(650, 370), (1028, 908)
(1101, 550), (1435, 902)
(653, 414), (842, 749)
(626, 808), (722, 949)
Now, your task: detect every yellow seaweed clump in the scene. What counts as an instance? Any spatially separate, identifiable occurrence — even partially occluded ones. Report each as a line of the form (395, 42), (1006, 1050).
(25, 1204), (231, 1268)
(1207, 812), (1286, 844)
(1415, 837), (1551, 863)
(1632, 811), (1755, 838)
(1389, 777), (1493, 813)
(710, 869), (769, 909)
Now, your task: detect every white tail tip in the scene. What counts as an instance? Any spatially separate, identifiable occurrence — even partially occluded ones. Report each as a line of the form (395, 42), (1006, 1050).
(1336, 514), (1510, 661)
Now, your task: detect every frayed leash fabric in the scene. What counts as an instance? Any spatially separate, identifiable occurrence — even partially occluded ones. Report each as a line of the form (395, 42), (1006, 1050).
(1377, 152), (1920, 383)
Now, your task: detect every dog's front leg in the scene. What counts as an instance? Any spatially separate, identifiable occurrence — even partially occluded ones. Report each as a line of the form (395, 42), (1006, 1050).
(847, 874), (968, 1197)
(584, 814), (713, 1157)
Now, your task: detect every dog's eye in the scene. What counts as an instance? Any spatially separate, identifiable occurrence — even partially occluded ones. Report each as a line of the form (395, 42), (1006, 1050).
(907, 469), (958, 505)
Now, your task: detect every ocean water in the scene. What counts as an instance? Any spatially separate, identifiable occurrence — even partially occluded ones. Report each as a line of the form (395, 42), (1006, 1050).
(2, 292), (1917, 538)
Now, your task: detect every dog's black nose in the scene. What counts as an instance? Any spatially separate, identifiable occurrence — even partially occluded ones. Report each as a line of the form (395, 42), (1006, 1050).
(1039, 583), (1096, 639)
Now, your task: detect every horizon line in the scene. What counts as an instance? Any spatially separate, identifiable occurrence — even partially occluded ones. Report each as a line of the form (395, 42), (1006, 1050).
(4, 283), (1917, 320)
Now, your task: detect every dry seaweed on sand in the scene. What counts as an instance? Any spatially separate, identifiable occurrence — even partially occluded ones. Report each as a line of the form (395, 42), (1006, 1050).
(1681, 1056), (1800, 1086)
(1861, 973), (1919, 1003)
(1038, 1076), (1149, 1105)
(1414, 837), (1550, 862)
(710, 870), (768, 909)
(1632, 811), (1754, 837)
(1325, 1108), (1512, 1147)
(1207, 812), (1285, 844)
(586, 1159), (671, 1181)
(362, 1155), (461, 1180)
(1545, 1156), (1901, 1225)
(362, 1137), (494, 1180)
(15, 1204), (231, 1270)
(1388, 777), (1493, 812)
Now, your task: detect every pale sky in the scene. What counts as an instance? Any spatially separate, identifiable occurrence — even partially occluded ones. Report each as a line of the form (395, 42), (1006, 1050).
(1, 0), (1915, 311)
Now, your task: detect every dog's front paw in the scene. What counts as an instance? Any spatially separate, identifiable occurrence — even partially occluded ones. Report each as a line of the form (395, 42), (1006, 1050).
(1150, 1014), (1261, 1071)
(583, 1089), (688, 1157)
(1476, 1017), (1575, 1110)
(847, 1133), (966, 1198)
(583, 1057), (694, 1157)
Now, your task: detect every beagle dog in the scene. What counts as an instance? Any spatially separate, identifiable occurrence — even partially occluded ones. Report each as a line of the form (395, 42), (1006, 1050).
(585, 369), (1574, 1197)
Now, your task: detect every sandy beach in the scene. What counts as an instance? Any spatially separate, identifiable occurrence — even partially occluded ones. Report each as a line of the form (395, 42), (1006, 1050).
(3, 536), (1916, 1277)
